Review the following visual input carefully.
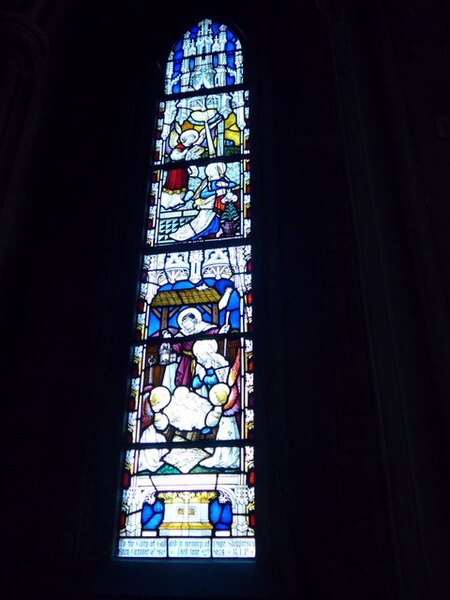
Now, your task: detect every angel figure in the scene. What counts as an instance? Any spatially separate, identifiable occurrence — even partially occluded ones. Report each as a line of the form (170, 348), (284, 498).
(196, 346), (241, 470)
(137, 386), (172, 472)
(200, 359), (241, 470)
(160, 125), (206, 210)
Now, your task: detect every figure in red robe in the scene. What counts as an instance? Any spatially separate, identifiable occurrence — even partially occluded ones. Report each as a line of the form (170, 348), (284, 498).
(161, 129), (205, 209)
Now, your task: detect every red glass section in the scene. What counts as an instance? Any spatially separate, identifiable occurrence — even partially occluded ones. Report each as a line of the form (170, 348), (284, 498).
(248, 469), (255, 486)
(122, 470), (131, 489)
(249, 511), (255, 529)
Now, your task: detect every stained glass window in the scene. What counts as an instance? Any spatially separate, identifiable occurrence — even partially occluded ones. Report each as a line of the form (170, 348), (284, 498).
(116, 18), (255, 559)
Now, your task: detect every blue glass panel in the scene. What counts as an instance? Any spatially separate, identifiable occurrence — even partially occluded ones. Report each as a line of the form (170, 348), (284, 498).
(210, 499), (222, 523)
(142, 500), (165, 530)
(222, 503), (232, 524)
(165, 19), (243, 93)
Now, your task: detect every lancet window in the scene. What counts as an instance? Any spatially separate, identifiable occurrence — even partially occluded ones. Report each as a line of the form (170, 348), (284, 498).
(116, 19), (255, 559)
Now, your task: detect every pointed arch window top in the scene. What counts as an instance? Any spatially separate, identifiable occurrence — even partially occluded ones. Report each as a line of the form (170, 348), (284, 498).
(165, 19), (243, 95)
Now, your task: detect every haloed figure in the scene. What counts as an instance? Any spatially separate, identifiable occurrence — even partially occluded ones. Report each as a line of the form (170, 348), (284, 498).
(170, 161), (237, 241)
(160, 307), (229, 392)
(192, 338), (229, 398)
(138, 386), (171, 472)
(161, 128), (205, 210)
(200, 382), (240, 469)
